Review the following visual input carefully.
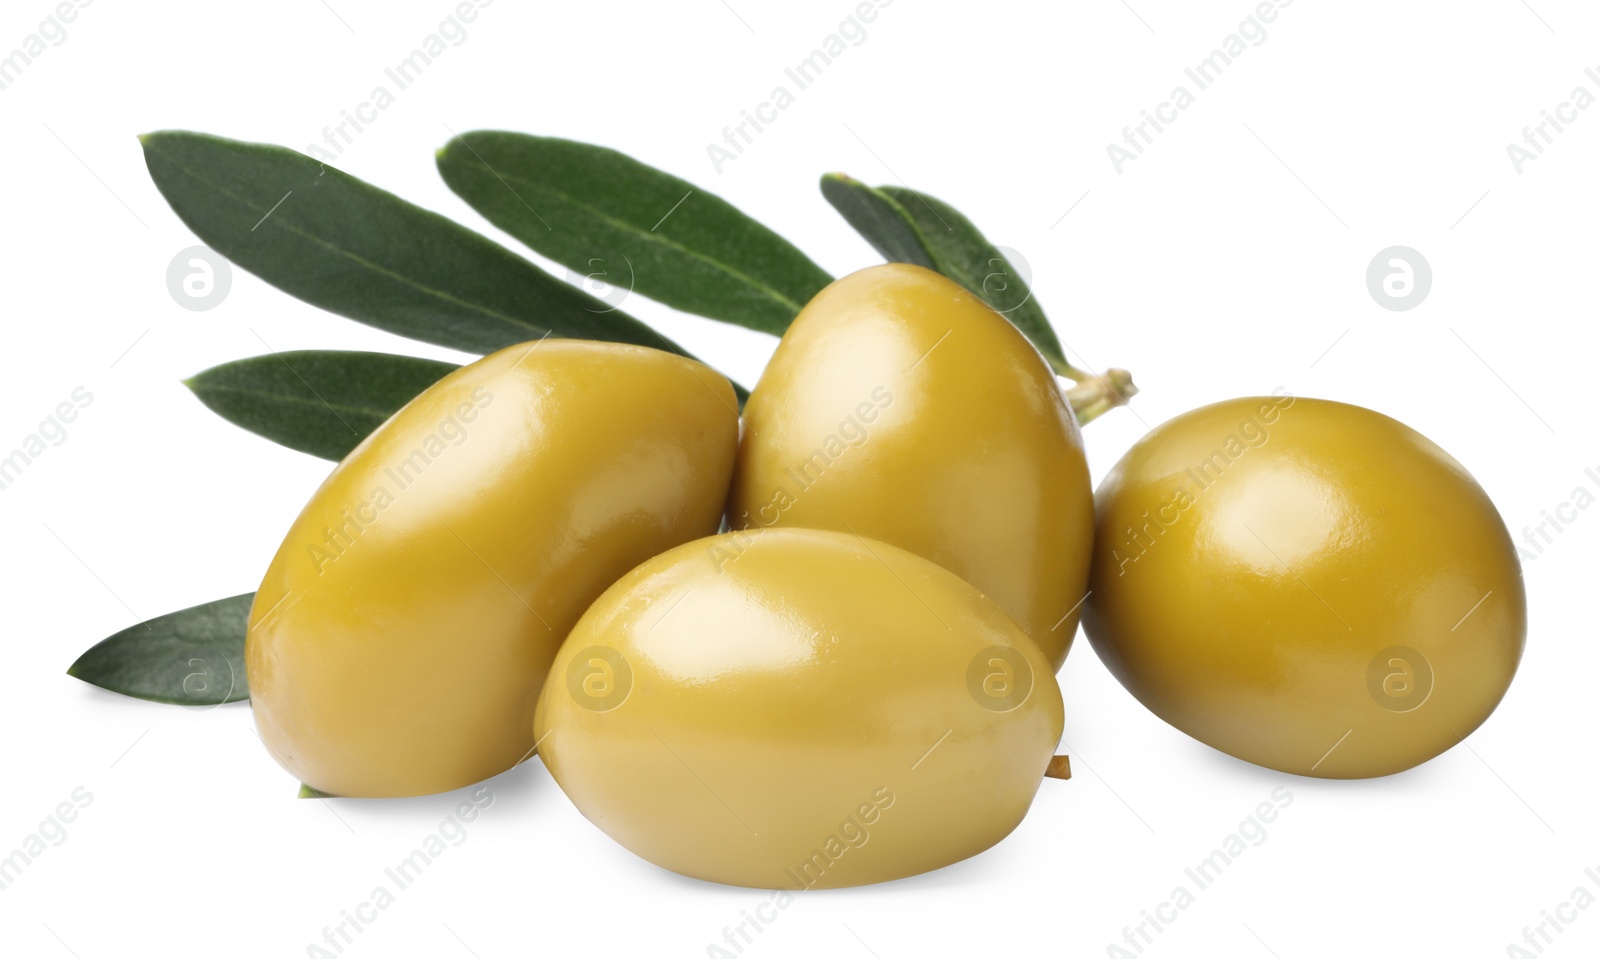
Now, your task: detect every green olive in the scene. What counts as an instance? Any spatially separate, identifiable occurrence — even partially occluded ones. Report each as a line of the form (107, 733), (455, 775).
(1084, 395), (1526, 778)
(728, 263), (1094, 669)
(534, 527), (1064, 889)
(246, 341), (739, 797)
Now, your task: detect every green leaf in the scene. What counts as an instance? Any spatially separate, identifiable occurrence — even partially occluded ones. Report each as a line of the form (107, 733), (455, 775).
(68, 594), (252, 706)
(140, 131), (692, 357)
(186, 351), (458, 461)
(819, 173), (938, 270)
(821, 173), (1074, 375)
(437, 131), (833, 335)
(298, 784), (333, 799)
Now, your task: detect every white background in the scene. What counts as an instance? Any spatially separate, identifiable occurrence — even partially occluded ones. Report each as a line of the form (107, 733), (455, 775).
(1, 0), (1594, 956)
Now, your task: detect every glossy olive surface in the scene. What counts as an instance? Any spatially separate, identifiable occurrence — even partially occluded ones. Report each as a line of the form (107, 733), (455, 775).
(1084, 395), (1526, 779)
(728, 264), (1094, 669)
(534, 527), (1064, 889)
(247, 341), (739, 797)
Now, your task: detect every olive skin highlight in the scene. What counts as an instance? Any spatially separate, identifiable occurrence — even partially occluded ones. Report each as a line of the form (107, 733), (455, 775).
(728, 264), (1094, 670)
(1083, 396), (1526, 779)
(534, 527), (1065, 889)
(246, 341), (739, 798)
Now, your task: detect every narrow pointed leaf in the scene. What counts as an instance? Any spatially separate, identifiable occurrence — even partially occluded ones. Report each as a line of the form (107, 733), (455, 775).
(437, 131), (833, 335)
(140, 131), (691, 357)
(819, 173), (937, 270)
(68, 594), (253, 706)
(821, 173), (1069, 371)
(186, 351), (458, 461)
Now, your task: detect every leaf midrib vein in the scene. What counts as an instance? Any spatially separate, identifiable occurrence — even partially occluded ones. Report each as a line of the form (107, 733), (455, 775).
(461, 158), (815, 316)
(150, 140), (552, 337)
(195, 382), (397, 421)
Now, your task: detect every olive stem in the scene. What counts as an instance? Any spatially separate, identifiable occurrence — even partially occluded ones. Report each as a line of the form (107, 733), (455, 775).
(1049, 355), (1094, 381)
(1045, 755), (1072, 780)
(1065, 368), (1139, 426)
